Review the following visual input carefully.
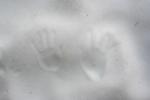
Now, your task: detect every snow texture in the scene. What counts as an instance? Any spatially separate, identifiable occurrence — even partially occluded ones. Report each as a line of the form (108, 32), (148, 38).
(0, 0), (150, 100)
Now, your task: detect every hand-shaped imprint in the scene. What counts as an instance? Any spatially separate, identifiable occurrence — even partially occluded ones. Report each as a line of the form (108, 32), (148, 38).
(30, 29), (61, 72)
(81, 33), (125, 82)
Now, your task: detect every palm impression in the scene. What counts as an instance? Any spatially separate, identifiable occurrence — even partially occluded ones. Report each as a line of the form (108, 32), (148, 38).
(81, 33), (125, 81)
(29, 29), (62, 72)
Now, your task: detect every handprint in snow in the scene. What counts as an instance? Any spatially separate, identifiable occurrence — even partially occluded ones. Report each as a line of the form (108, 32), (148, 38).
(81, 32), (125, 82)
(29, 29), (62, 72)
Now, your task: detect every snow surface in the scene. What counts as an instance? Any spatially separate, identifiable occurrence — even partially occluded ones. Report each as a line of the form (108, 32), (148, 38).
(0, 0), (150, 100)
